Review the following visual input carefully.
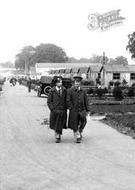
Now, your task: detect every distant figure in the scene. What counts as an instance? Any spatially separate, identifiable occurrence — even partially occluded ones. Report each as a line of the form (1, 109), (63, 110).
(67, 76), (90, 143)
(27, 77), (32, 92)
(0, 84), (2, 91)
(47, 76), (67, 143)
(18, 78), (22, 85)
(96, 77), (101, 86)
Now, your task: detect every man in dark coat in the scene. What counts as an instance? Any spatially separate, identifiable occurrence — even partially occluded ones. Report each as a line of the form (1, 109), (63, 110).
(27, 77), (32, 92)
(67, 76), (90, 143)
(47, 76), (67, 143)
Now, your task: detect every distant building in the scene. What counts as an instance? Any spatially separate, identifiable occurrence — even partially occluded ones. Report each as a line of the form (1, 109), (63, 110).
(88, 65), (102, 83)
(59, 69), (65, 77)
(71, 67), (80, 78)
(35, 62), (93, 69)
(78, 67), (89, 79)
(35, 62), (101, 82)
(64, 68), (72, 78)
(100, 64), (135, 86)
(35, 62), (135, 87)
(35, 63), (50, 78)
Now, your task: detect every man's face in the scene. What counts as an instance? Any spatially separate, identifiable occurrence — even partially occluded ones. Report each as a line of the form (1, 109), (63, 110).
(56, 80), (62, 87)
(74, 80), (81, 88)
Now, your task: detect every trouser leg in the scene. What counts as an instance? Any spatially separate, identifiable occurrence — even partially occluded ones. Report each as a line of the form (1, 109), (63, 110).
(28, 86), (31, 92)
(79, 112), (87, 133)
(75, 112), (87, 141)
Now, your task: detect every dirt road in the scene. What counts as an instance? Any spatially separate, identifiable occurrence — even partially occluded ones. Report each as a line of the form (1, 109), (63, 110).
(0, 82), (135, 190)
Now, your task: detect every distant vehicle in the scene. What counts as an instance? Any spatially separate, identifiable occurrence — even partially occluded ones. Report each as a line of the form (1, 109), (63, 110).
(37, 75), (72, 97)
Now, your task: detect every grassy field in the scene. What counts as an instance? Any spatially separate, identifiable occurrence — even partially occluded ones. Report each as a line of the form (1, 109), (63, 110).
(89, 104), (135, 114)
(88, 97), (135, 139)
(102, 114), (135, 139)
(88, 96), (135, 114)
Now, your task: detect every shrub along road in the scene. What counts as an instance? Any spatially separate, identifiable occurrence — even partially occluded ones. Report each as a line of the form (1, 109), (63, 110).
(0, 82), (135, 190)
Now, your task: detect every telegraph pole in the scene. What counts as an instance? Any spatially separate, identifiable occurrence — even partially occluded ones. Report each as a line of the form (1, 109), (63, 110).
(102, 51), (106, 86)
(103, 52), (106, 65)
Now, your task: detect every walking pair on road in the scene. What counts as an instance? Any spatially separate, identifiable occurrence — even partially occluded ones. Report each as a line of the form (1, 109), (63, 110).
(47, 76), (90, 143)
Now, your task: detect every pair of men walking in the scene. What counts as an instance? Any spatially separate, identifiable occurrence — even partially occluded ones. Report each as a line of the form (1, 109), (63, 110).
(47, 76), (90, 143)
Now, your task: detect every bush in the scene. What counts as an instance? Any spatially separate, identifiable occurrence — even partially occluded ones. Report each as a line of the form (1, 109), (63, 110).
(114, 81), (121, 87)
(88, 87), (108, 97)
(87, 88), (94, 95)
(95, 88), (105, 98)
(108, 80), (114, 87)
(113, 86), (123, 100)
(122, 79), (128, 86)
(122, 87), (129, 97)
(104, 87), (108, 94)
(128, 87), (135, 97)
(132, 83), (135, 88)
(81, 80), (95, 86)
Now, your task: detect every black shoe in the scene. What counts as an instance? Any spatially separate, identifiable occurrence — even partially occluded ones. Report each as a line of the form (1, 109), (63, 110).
(56, 138), (61, 143)
(76, 138), (81, 143)
(55, 135), (61, 143)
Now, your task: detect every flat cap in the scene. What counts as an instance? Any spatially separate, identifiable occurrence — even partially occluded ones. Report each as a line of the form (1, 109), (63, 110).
(73, 76), (83, 82)
(53, 76), (62, 84)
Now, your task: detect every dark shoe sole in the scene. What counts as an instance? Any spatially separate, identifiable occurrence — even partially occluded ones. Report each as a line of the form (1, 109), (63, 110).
(76, 138), (81, 143)
(56, 138), (61, 143)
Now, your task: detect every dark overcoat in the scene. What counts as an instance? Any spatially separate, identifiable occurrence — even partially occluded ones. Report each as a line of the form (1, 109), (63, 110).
(47, 86), (67, 134)
(67, 86), (89, 131)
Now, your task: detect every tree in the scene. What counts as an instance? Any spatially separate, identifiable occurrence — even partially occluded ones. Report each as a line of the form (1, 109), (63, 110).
(15, 58), (25, 69)
(108, 56), (128, 65)
(89, 54), (108, 64)
(78, 58), (90, 63)
(0, 61), (14, 68)
(126, 32), (135, 59)
(68, 57), (79, 63)
(15, 44), (68, 70)
(108, 58), (116, 64)
(68, 54), (109, 64)
(34, 44), (68, 63)
(15, 46), (36, 71)
(115, 56), (128, 65)
(68, 57), (90, 63)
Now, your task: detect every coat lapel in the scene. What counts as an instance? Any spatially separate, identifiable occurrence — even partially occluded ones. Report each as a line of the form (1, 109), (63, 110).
(54, 87), (59, 96)
(54, 86), (63, 96)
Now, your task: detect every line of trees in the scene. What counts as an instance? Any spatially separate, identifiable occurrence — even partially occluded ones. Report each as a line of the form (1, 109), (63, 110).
(14, 30), (135, 71)
(0, 61), (14, 68)
(14, 45), (129, 71)
(68, 55), (128, 65)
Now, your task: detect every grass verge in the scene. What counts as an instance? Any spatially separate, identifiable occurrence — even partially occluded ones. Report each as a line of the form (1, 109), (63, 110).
(102, 113), (135, 139)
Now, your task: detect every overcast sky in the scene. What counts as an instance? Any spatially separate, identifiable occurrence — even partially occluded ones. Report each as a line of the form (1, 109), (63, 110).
(0, 0), (135, 64)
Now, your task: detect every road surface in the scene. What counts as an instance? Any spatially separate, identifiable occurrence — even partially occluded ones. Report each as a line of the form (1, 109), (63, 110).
(0, 82), (135, 190)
